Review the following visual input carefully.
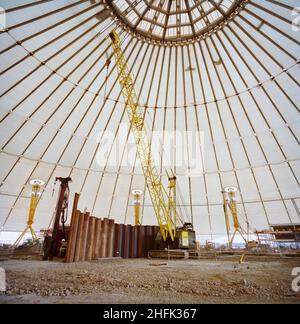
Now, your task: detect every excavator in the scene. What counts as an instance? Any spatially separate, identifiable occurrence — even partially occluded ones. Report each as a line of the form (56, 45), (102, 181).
(110, 31), (196, 251)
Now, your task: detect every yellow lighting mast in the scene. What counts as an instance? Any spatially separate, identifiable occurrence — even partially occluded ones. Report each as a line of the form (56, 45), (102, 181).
(110, 31), (178, 243)
(13, 179), (44, 247)
(222, 187), (247, 248)
(132, 189), (143, 226)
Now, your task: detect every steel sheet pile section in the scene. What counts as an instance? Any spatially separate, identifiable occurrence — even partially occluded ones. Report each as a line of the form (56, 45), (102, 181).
(66, 198), (159, 263)
(74, 212), (85, 263)
(107, 219), (115, 258)
(86, 217), (96, 261)
(113, 224), (123, 257)
(65, 193), (80, 263)
(92, 218), (102, 260)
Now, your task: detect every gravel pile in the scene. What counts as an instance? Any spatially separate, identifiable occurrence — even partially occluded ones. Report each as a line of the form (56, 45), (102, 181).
(3, 259), (293, 301)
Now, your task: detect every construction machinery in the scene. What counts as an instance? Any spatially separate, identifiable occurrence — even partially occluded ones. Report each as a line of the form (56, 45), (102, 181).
(110, 31), (196, 251)
(255, 224), (300, 247)
(43, 177), (72, 260)
(12, 179), (45, 247)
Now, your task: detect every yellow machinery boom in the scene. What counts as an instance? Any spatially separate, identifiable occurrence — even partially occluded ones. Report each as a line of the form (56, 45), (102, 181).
(13, 179), (44, 247)
(110, 31), (178, 242)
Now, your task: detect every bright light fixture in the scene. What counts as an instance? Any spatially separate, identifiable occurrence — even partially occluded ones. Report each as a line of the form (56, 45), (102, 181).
(29, 179), (45, 186)
(224, 187), (238, 193)
(132, 189), (143, 196)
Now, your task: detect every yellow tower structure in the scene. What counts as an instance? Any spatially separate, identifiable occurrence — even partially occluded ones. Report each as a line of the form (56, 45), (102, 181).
(13, 179), (44, 247)
(132, 190), (143, 226)
(222, 187), (247, 249)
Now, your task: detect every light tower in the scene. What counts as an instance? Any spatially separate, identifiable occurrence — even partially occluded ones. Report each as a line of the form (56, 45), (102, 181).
(222, 187), (247, 249)
(132, 190), (143, 226)
(13, 179), (45, 247)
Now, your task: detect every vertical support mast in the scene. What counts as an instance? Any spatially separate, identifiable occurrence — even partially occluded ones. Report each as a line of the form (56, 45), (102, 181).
(43, 177), (72, 260)
(223, 187), (247, 248)
(132, 190), (142, 226)
(222, 190), (231, 247)
(167, 170), (177, 238)
(109, 31), (175, 242)
(13, 179), (44, 247)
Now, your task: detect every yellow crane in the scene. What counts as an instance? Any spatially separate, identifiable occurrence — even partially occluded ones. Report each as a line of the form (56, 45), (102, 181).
(110, 31), (192, 247)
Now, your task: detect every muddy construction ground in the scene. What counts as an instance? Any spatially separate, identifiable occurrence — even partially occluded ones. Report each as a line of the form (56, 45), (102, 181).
(0, 257), (300, 304)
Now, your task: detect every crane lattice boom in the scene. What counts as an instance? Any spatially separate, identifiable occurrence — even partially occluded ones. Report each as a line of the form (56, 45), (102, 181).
(110, 31), (177, 242)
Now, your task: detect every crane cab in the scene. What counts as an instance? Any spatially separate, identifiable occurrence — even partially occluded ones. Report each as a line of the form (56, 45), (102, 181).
(155, 222), (197, 250)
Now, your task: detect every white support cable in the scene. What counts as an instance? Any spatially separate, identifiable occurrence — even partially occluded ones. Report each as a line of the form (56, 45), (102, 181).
(2, 106), (299, 151)
(1, 149), (299, 178)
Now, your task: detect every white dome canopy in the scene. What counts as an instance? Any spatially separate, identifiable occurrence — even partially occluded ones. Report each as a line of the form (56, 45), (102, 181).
(0, 0), (299, 242)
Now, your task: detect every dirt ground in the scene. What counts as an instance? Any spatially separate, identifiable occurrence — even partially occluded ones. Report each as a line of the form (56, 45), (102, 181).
(0, 257), (300, 304)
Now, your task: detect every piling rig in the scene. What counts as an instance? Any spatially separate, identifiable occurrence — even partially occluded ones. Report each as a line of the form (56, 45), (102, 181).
(43, 177), (72, 260)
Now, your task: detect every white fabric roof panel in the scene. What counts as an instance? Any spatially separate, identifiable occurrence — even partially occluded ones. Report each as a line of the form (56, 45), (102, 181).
(0, 0), (299, 242)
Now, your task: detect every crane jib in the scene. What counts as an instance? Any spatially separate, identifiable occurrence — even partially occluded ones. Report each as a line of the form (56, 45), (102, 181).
(109, 31), (177, 243)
